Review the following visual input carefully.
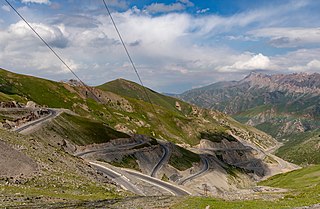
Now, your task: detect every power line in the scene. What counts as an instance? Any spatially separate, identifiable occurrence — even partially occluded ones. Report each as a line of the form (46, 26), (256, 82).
(5, 0), (120, 123)
(102, 0), (163, 126)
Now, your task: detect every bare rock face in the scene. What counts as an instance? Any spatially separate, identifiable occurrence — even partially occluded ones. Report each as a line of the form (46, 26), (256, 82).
(0, 101), (22, 108)
(175, 101), (182, 111)
(25, 101), (38, 108)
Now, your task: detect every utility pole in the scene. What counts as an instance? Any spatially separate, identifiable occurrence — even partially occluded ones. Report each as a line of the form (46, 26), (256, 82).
(202, 183), (209, 196)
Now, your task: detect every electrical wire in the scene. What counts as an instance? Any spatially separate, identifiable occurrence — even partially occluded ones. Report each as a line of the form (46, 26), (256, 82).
(4, 0), (120, 123)
(102, 0), (163, 126)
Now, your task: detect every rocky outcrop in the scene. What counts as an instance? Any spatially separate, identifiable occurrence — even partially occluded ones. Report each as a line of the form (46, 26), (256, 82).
(0, 102), (50, 130)
(0, 101), (22, 108)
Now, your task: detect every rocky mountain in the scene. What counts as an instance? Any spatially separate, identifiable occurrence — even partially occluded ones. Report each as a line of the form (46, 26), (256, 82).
(178, 72), (320, 164)
(180, 72), (320, 116)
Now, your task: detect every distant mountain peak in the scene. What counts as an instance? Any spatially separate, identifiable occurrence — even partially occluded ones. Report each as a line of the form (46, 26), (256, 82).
(244, 71), (266, 78)
(239, 72), (320, 93)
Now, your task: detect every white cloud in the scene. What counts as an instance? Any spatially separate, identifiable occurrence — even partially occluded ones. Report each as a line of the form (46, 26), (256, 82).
(289, 59), (320, 72)
(21, 0), (51, 4)
(0, 20), (72, 77)
(219, 53), (271, 72)
(7, 21), (68, 48)
(307, 59), (320, 69)
(0, 0), (319, 93)
(249, 27), (320, 48)
(1, 5), (10, 12)
(197, 8), (210, 14)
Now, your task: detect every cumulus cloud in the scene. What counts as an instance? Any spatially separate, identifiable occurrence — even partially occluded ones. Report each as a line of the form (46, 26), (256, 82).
(21, 0), (51, 5)
(0, 0), (319, 93)
(289, 59), (320, 72)
(0, 20), (72, 77)
(219, 53), (271, 72)
(249, 27), (320, 48)
(7, 21), (68, 48)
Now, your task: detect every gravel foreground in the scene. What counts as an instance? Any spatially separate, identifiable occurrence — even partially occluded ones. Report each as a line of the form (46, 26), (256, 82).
(4, 196), (181, 209)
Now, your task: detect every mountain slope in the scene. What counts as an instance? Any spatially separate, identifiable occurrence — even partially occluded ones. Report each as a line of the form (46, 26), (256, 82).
(178, 72), (320, 164)
(0, 68), (277, 148)
(0, 68), (301, 206)
(0, 128), (121, 207)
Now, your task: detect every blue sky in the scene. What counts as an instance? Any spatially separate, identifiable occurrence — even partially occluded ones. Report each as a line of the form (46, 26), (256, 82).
(1, 0), (320, 93)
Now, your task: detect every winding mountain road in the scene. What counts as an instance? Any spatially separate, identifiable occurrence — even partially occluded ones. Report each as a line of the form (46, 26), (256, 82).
(75, 141), (145, 157)
(89, 162), (145, 196)
(150, 143), (170, 177)
(178, 157), (209, 185)
(123, 168), (190, 196)
(90, 161), (190, 196)
(14, 109), (57, 133)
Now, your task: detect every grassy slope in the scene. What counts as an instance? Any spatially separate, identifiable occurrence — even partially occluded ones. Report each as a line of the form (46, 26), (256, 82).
(51, 113), (129, 146)
(172, 165), (320, 209)
(98, 78), (277, 149)
(0, 69), (80, 109)
(0, 68), (277, 149)
(276, 129), (320, 165)
(234, 104), (320, 164)
(98, 79), (192, 115)
(169, 145), (201, 171)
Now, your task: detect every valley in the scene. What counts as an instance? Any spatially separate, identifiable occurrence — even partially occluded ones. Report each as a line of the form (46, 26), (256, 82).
(0, 69), (319, 208)
(178, 72), (320, 165)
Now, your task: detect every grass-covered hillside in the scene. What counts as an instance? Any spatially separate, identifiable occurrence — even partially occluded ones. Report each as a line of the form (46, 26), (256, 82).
(50, 113), (130, 146)
(172, 165), (320, 209)
(0, 68), (277, 149)
(275, 129), (320, 165)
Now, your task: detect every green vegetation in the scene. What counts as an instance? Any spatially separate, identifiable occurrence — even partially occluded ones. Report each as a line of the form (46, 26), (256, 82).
(276, 129), (320, 165)
(98, 78), (192, 115)
(169, 146), (201, 171)
(161, 174), (169, 182)
(255, 122), (282, 138)
(172, 165), (320, 209)
(109, 155), (141, 171)
(0, 69), (80, 109)
(199, 129), (237, 142)
(51, 113), (129, 146)
(0, 68), (276, 149)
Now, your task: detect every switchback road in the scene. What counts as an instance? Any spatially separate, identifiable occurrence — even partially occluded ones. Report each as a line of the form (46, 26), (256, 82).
(178, 157), (209, 185)
(150, 143), (170, 177)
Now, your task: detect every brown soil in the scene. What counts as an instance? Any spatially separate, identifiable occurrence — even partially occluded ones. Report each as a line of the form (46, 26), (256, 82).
(0, 140), (38, 177)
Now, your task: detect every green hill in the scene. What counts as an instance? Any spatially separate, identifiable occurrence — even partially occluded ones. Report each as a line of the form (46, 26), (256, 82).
(0, 68), (277, 148)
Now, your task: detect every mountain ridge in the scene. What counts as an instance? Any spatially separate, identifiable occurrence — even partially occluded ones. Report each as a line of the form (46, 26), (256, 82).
(178, 72), (320, 164)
